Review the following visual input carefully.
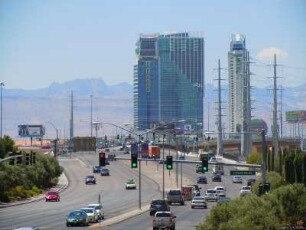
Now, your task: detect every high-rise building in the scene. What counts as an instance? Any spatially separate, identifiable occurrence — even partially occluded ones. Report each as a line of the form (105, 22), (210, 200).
(228, 34), (252, 156)
(133, 32), (204, 131)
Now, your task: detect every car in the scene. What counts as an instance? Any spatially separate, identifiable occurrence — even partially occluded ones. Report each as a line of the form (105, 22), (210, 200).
(153, 211), (176, 230)
(167, 189), (185, 205)
(188, 184), (202, 196)
(247, 178), (256, 186)
(100, 167), (110, 176)
(149, 199), (170, 216)
(178, 155), (185, 160)
(232, 175), (243, 183)
(196, 164), (203, 173)
(191, 196), (207, 209)
(81, 208), (98, 223)
(217, 196), (231, 204)
(214, 186), (226, 195)
(45, 190), (60, 202)
(125, 179), (136, 189)
(240, 186), (251, 196)
(212, 174), (222, 182)
(88, 203), (104, 220)
(197, 176), (207, 184)
(66, 210), (89, 227)
(92, 166), (101, 173)
(107, 153), (116, 161)
(85, 175), (96, 184)
(204, 189), (218, 202)
(209, 156), (217, 163)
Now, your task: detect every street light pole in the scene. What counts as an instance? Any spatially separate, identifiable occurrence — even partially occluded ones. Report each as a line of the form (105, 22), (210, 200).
(0, 82), (4, 138)
(138, 135), (141, 209)
(90, 95), (93, 137)
(162, 134), (165, 200)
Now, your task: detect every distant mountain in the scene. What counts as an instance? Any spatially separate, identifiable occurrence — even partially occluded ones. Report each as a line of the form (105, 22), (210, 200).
(2, 79), (305, 139)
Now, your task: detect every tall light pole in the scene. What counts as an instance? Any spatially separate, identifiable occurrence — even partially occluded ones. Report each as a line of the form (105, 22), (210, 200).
(0, 82), (4, 138)
(90, 95), (93, 137)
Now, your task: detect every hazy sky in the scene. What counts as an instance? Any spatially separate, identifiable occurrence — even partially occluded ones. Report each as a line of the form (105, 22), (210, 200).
(0, 0), (305, 90)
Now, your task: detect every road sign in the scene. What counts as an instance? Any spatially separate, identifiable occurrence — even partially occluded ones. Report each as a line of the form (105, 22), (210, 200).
(230, 170), (256, 176)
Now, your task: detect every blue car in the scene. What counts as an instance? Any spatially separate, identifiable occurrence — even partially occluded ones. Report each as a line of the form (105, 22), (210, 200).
(92, 166), (101, 173)
(66, 210), (89, 227)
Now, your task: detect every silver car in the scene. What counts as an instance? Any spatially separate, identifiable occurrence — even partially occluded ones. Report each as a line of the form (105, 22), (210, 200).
(81, 208), (98, 223)
(88, 203), (104, 220)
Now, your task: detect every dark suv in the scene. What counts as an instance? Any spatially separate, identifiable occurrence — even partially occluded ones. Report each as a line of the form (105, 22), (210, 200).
(149, 199), (170, 216)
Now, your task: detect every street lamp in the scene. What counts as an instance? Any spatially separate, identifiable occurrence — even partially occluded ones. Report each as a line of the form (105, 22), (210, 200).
(0, 82), (4, 138)
(46, 121), (59, 158)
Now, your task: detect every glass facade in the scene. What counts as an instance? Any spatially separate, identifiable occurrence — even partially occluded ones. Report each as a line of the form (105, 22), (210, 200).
(134, 32), (204, 131)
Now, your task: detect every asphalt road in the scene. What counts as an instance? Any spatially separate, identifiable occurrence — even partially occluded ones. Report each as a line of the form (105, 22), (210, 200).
(103, 158), (249, 230)
(0, 151), (160, 230)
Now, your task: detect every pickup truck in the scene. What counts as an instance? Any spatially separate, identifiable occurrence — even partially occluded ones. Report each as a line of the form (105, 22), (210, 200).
(167, 189), (185, 205)
(153, 211), (176, 230)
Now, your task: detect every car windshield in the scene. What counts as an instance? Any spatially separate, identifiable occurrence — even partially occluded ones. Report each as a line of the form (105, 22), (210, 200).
(127, 179), (135, 183)
(155, 212), (171, 217)
(193, 197), (204, 201)
(169, 190), (180, 195)
(69, 211), (83, 217)
(207, 190), (216, 194)
(152, 200), (166, 205)
(82, 209), (93, 213)
(48, 191), (57, 195)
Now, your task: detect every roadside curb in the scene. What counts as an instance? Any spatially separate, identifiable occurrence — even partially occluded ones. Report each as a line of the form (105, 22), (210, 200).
(89, 204), (150, 229)
(0, 170), (69, 208)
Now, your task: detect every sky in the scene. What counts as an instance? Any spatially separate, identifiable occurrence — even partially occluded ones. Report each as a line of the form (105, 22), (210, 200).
(0, 0), (305, 90)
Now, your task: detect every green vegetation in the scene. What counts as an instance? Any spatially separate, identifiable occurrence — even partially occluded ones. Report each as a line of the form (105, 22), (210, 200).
(198, 147), (306, 230)
(196, 182), (306, 230)
(0, 135), (63, 202)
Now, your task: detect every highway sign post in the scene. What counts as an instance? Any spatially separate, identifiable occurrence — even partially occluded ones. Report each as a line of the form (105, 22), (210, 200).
(230, 170), (256, 176)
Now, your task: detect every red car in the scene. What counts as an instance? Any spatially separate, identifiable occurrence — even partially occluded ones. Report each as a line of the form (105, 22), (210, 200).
(45, 190), (60, 202)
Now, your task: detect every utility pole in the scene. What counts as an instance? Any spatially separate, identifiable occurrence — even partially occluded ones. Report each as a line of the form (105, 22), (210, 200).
(272, 54), (279, 157)
(90, 95), (93, 137)
(241, 50), (252, 157)
(69, 91), (74, 151)
(216, 59), (224, 157)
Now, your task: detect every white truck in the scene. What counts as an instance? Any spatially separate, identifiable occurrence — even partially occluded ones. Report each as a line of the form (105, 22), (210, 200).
(212, 156), (224, 175)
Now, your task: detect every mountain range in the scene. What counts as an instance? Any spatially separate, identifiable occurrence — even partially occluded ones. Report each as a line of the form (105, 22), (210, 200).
(2, 78), (305, 140)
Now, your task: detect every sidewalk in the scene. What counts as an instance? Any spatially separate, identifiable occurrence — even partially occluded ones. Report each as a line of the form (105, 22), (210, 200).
(0, 171), (69, 208)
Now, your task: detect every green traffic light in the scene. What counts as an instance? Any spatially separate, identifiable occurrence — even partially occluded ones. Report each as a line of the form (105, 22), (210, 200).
(167, 165), (173, 170)
(131, 162), (137, 168)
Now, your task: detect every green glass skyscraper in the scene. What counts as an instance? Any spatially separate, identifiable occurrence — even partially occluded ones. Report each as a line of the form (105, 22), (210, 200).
(134, 32), (204, 131)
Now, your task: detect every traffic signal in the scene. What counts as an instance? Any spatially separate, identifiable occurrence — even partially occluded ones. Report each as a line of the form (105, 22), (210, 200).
(25, 153), (30, 165)
(166, 156), (173, 170)
(201, 156), (208, 172)
(99, 152), (106, 167)
(32, 152), (36, 164)
(131, 153), (138, 168)
(16, 156), (23, 165)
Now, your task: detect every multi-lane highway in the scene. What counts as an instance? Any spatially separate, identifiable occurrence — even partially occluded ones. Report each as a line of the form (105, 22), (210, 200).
(104, 157), (248, 230)
(0, 150), (252, 229)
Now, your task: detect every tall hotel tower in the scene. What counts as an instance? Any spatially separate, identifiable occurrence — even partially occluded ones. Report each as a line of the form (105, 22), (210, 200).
(133, 32), (204, 131)
(228, 34), (252, 156)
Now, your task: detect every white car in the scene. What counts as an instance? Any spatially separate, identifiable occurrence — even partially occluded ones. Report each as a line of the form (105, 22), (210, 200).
(81, 208), (98, 223)
(88, 203), (104, 220)
(191, 196), (207, 209)
(125, 179), (137, 189)
(232, 176), (243, 183)
(204, 189), (218, 202)
(214, 186), (226, 195)
(240, 186), (251, 196)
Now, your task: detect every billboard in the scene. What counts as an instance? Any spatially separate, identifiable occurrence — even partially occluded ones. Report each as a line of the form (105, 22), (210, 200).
(286, 110), (306, 123)
(18, 124), (45, 137)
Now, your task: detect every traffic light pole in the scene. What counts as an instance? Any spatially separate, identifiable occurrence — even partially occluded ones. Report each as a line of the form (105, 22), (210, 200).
(261, 129), (267, 186)
(138, 135), (141, 210)
(162, 134), (165, 200)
